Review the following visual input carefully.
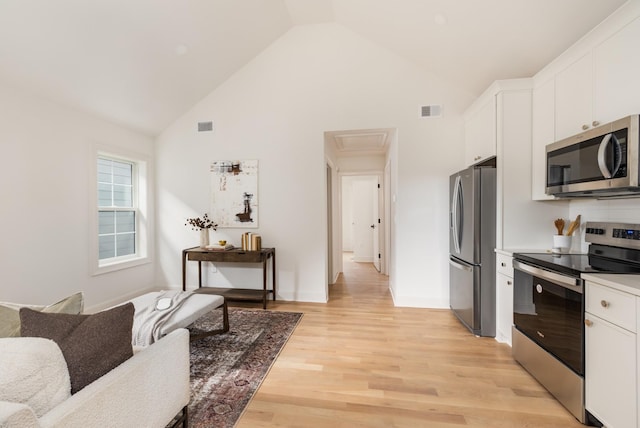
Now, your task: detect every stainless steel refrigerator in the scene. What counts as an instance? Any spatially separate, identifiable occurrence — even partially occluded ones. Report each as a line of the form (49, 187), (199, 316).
(449, 163), (496, 337)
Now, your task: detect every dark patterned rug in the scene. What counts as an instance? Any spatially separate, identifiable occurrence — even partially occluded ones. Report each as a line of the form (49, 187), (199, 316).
(186, 308), (302, 428)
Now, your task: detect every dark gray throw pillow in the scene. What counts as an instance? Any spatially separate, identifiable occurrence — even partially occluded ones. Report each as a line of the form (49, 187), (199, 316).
(20, 303), (134, 394)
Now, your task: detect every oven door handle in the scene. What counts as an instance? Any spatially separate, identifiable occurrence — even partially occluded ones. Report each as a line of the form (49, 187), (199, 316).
(513, 260), (584, 293)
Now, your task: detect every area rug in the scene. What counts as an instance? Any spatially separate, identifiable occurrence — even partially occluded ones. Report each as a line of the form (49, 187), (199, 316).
(186, 308), (302, 428)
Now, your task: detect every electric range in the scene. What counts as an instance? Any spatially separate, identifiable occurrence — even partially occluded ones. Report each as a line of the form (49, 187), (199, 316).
(512, 221), (640, 426)
(517, 221), (640, 276)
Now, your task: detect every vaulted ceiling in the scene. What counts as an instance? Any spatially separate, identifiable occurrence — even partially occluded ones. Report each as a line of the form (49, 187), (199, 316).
(0, 0), (627, 136)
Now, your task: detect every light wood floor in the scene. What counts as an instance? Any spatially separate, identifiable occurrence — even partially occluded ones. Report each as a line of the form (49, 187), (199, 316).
(236, 254), (583, 427)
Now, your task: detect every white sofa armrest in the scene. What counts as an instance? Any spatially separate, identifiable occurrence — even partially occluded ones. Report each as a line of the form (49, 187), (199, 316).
(39, 328), (190, 428)
(0, 401), (40, 428)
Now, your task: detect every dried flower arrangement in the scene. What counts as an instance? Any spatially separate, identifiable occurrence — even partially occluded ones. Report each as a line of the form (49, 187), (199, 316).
(185, 213), (218, 231)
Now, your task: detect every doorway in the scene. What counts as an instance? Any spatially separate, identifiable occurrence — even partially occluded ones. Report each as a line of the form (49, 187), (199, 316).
(324, 127), (394, 298)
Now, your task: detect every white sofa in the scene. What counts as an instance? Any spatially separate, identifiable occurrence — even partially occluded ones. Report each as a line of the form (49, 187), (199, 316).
(0, 328), (190, 428)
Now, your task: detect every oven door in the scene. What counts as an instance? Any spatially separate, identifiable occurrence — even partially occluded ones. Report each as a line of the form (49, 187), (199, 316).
(513, 261), (584, 375)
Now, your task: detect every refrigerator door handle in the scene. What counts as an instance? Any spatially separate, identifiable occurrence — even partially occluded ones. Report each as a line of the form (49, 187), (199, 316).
(449, 258), (473, 272)
(451, 175), (462, 254)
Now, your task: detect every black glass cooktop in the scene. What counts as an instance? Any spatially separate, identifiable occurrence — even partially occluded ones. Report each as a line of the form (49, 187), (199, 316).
(515, 244), (640, 277)
(515, 253), (597, 276)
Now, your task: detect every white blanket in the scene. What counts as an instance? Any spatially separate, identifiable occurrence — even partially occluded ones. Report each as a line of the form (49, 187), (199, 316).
(132, 291), (194, 346)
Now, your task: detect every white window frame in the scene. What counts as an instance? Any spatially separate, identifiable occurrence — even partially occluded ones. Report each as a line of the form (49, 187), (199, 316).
(90, 144), (152, 275)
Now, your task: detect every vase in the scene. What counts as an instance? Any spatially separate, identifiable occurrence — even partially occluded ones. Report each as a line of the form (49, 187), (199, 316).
(199, 229), (209, 248)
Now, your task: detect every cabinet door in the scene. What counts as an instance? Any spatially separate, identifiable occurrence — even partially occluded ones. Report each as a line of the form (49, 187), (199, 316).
(555, 53), (593, 140)
(531, 79), (556, 200)
(594, 16), (640, 125)
(585, 312), (637, 428)
(464, 97), (495, 166)
(496, 271), (513, 346)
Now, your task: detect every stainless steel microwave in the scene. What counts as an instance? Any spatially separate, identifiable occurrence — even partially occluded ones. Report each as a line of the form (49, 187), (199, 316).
(546, 115), (640, 198)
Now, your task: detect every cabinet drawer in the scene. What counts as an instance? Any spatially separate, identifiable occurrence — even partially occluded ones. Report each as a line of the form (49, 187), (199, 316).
(586, 281), (636, 332)
(496, 253), (513, 277)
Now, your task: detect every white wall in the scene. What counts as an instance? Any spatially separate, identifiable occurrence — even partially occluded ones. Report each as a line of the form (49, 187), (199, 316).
(337, 154), (386, 172)
(0, 83), (156, 309)
(155, 23), (473, 306)
(570, 199), (640, 253)
(394, 116), (467, 307)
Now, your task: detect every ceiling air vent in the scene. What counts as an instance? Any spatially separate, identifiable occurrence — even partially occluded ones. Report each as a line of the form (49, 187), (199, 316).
(197, 121), (213, 132)
(421, 105), (442, 118)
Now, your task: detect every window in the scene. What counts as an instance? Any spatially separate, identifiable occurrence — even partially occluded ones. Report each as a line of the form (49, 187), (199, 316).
(97, 157), (136, 261)
(91, 148), (150, 274)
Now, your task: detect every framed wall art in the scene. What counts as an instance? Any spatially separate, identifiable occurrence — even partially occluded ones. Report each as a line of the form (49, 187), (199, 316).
(210, 160), (258, 228)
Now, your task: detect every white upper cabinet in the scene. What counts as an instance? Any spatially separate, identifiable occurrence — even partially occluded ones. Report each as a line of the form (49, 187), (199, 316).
(531, 6), (640, 203)
(594, 16), (640, 125)
(531, 79), (556, 201)
(464, 97), (496, 166)
(554, 53), (594, 141)
(554, 16), (640, 142)
(465, 79), (566, 250)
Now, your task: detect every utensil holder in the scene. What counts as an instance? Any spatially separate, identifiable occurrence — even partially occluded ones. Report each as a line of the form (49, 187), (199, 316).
(552, 235), (572, 253)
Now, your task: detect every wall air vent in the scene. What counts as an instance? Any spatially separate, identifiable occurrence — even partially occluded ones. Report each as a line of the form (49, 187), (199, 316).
(421, 105), (442, 118)
(197, 121), (214, 132)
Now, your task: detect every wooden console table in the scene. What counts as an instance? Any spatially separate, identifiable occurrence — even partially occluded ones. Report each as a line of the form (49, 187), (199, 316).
(182, 247), (276, 309)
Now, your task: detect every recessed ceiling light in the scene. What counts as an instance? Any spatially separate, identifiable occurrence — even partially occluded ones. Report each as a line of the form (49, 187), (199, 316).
(175, 44), (188, 56)
(434, 13), (448, 25)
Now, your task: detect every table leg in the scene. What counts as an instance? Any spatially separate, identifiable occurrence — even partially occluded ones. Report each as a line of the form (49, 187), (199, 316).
(198, 261), (202, 288)
(262, 257), (267, 309)
(272, 250), (276, 301)
(182, 250), (187, 291)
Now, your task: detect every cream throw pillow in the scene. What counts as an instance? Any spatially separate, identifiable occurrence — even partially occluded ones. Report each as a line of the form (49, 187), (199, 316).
(0, 337), (72, 417)
(0, 292), (84, 337)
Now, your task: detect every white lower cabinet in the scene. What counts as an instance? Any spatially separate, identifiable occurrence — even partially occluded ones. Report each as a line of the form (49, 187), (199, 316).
(585, 281), (637, 427)
(495, 253), (513, 346)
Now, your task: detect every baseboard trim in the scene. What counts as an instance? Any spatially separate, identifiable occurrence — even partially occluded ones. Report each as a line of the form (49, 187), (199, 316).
(276, 290), (328, 303)
(391, 292), (449, 309)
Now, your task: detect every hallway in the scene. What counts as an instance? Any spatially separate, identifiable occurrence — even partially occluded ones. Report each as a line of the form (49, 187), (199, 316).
(328, 252), (391, 307)
(237, 255), (582, 427)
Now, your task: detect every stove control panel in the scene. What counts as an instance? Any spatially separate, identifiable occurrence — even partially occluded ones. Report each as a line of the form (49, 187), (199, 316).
(586, 227), (606, 235)
(613, 228), (640, 240)
(586, 222), (640, 249)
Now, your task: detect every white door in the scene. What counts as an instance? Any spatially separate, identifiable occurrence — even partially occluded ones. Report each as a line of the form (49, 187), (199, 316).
(351, 178), (374, 263)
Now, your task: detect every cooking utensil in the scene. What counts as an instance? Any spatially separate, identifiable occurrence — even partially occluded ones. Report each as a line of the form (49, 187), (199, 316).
(566, 215), (581, 236)
(554, 218), (565, 235)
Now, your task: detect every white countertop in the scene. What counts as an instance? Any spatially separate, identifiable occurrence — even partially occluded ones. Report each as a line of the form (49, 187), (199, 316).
(582, 273), (640, 297)
(495, 248), (552, 257)
(495, 248), (585, 257)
